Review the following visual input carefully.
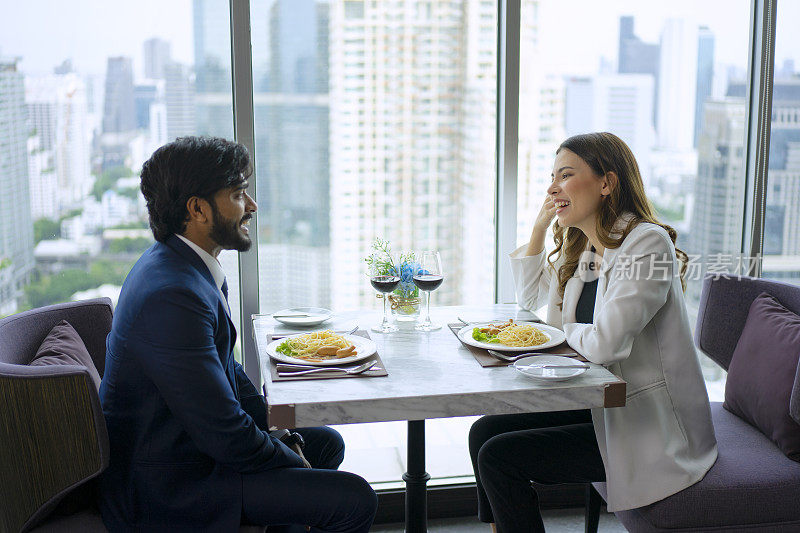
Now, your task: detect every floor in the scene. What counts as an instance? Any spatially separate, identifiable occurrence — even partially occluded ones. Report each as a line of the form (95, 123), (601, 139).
(333, 419), (631, 532)
(370, 507), (628, 532)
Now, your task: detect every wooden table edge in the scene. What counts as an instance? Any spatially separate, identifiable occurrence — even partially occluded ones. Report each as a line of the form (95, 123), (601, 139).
(603, 380), (627, 408)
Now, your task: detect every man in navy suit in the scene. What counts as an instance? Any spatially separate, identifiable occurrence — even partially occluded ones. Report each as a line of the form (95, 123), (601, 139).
(99, 137), (377, 532)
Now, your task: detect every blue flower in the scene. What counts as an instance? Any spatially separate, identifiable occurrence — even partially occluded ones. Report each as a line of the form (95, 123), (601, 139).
(400, 263), (415, 284)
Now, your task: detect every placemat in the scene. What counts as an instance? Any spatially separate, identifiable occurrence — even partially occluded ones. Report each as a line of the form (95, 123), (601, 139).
(269, 330), (388, 381)
(448, 323), (587, 367)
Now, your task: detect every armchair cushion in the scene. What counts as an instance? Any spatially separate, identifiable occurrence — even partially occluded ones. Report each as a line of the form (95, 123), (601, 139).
(724, 292), (800, 461)
(595, 403), (800, 531)
(30, 320), (101, 391)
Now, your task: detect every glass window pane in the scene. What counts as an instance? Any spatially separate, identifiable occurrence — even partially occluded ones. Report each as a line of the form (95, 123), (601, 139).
(1, 1), (239, 347)
(763, 2), (800, 286)
(251, 0), (498, 486)
(516, 0), (750, 401)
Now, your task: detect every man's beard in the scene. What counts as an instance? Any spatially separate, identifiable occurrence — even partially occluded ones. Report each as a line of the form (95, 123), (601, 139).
(209, 204), (252, 252)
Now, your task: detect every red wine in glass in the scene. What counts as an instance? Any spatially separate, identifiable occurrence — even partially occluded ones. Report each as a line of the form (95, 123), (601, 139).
(414, 251), (443, 331)
(371, 275), (401, 293)
(412, 274), (443, 292)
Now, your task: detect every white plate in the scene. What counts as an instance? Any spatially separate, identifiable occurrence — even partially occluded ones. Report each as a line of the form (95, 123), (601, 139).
(457, 322), (566, 352)
(514, 355), (588, 381)
(272, 307), (333, 326)
(267, 333), (376, 366)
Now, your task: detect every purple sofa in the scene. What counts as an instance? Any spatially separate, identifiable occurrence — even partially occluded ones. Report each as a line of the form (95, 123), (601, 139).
(591, 275), (800, 532)
(0, 298), (266, 532)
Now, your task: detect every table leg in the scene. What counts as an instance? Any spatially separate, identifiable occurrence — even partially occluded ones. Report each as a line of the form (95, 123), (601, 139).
(403, 419), (430, 533)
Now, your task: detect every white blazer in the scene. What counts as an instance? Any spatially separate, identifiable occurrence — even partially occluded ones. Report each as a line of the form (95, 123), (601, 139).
(510, 212), (717, 511)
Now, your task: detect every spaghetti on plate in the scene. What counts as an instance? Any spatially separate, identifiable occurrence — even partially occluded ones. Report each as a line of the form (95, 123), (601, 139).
(496, 324), (549, 347)
(276, 330), (355, 361)
(471, 319), (549, 347)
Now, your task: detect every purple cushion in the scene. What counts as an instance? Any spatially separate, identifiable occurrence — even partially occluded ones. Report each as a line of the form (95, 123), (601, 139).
(724, 292), (800, 461)
(30, 320), (102, 390)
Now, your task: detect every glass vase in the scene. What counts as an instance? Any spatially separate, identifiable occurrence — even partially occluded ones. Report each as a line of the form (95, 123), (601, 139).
(387, 294), (421, 322)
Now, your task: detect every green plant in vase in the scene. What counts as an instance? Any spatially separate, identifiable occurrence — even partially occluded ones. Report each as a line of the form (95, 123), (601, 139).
(365, 238), (421, 321)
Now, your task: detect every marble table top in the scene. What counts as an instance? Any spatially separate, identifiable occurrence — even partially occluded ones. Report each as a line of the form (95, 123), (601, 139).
(254, 305), (626, 429)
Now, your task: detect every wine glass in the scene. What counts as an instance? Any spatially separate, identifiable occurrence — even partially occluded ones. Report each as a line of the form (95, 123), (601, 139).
(369, 258), (400, 333)
(413, 251), (443, 331)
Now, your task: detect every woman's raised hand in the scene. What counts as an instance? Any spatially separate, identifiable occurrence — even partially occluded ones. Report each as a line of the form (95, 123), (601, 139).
(527, 195), (556, 256)
(534, 195), (557, 232)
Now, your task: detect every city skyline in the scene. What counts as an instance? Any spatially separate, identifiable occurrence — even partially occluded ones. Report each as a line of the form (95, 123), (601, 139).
(0, 1), (762, 78)
(1, 0), (798, 318)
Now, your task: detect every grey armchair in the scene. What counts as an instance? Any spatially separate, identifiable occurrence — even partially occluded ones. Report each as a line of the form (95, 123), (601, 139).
(0, 298), (112, 532)
(0, 299), (267, 533)
(590, 275), (800, 532)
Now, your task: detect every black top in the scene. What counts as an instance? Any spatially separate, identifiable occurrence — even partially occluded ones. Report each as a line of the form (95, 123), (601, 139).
(575, 246), (598, 324)
(575, 279), (598, 324)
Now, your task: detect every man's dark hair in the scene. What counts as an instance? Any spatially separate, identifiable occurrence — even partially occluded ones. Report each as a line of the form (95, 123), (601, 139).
(140, 136), (252, 242)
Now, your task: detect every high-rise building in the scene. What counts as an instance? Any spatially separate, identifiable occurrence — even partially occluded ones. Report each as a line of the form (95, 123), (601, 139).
(252, 0), (332, 311)
(148, 100), (168, 149)
(686, 97), (745, 301)
(757, 80), (800, 258)
(134, 81), (160, 130)
(564, 73), (654, 174)
(144, 38), (172, 80)
(695, 79), (800, 270)
(164, 62), (196, 140)
(101, 57), (137, 171)
(27, 136), (58, 220)
(618, 16), (660, 125)
(329, 0), (497, 308)
(102, 57), (136, 134)
(25, 73), (92, 212)
(778, 59), (796, 79)
(0, 57), (35, 315)
(694, 27), (715, 147)
(193, 0), (233, 138)
(53, 59), (74, 75)
(657, 19), (698, 151)
(261, 0), (329, 241)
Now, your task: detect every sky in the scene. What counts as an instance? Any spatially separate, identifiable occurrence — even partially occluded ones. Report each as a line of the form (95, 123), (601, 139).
(0, 0), (195, 75)
(0, 0), (795, 79)
(536, 0), (752, 74)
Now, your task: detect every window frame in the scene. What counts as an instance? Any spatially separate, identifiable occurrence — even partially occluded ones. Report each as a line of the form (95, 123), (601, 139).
(230, 0), (778, 403)
(742, 0), (777, 275)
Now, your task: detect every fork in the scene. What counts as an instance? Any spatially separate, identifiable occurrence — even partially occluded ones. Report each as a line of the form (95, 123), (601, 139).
(487, 349), (578, 362)
(520, 363), (589, 370)
(457, 316), (543, 326)
(276, 360), (377, 376)
(276, 361), (379, 372)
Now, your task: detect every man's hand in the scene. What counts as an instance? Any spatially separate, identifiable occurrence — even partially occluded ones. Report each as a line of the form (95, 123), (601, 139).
(290, 443), (312, 469)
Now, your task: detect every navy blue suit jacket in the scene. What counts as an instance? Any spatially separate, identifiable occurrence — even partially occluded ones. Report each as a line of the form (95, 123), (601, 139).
(98, 235), (303, 532)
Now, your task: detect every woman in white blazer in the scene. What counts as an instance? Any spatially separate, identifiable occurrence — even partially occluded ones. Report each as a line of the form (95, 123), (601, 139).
(468, 132), (717, 533)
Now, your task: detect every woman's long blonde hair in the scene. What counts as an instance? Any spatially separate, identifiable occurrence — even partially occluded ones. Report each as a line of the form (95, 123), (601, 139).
(548, 132), (688, 309)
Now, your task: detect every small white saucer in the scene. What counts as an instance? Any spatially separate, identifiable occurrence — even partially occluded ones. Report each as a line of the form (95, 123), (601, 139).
(513, 355), (588, 382)
(272, 307), (333, 326)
